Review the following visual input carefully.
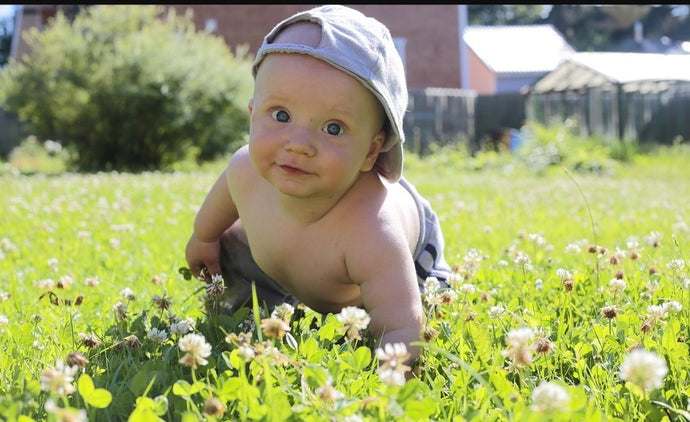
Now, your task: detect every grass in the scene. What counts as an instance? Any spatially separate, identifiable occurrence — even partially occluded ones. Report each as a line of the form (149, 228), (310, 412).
(1, 141), (689, 421)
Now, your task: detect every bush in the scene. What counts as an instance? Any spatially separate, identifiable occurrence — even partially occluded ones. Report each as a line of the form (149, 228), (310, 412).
(0, 5), (253, 172)
(3, 135), (69, 175)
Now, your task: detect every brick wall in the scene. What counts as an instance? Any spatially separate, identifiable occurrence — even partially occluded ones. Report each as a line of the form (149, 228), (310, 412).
(169, 5), (462, 90)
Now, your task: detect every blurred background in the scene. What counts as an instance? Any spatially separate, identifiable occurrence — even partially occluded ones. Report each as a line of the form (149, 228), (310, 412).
(1, 5), (689, 173)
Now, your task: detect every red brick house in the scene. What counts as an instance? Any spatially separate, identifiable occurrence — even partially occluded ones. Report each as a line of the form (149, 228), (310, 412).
(12, 4), (470, 90)
(166, 4), (468, 90)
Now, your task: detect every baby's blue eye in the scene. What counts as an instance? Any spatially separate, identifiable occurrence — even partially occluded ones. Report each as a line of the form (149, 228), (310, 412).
(325, 123), (343, 136)
(272, 109), (290, 123)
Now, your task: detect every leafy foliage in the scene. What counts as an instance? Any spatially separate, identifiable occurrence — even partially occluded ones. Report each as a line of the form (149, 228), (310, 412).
(0, 5), (253, 172)
(469, 5), (690, 52)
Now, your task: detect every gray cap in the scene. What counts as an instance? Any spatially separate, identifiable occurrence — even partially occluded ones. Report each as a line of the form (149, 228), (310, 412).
(252, 5), (408, 182)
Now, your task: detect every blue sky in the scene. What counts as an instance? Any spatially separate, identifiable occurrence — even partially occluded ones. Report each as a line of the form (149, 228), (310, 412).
(0, 5), (15, 19)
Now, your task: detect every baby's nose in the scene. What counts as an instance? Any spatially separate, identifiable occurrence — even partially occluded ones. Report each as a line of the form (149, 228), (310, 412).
(285, 128), (315, 155)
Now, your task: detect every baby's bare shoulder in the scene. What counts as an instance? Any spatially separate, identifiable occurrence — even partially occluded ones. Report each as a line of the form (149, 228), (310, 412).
(227, 146), (259, 189)
(337, 179), (415, 243)
(228, 145), (251, 172)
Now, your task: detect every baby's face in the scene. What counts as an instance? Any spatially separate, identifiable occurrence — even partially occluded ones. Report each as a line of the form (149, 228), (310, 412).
(248, 53), (386, 199)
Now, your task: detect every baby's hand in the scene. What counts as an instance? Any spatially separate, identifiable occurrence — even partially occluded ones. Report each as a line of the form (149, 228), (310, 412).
(185, 233), (222, 282)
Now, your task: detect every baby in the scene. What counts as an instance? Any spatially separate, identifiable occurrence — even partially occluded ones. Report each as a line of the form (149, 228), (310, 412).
(185, 5), (452, 361)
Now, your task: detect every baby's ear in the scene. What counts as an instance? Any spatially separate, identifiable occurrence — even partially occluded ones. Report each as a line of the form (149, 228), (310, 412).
(247, 98), (254, 115)
(361, 130), (385, 172)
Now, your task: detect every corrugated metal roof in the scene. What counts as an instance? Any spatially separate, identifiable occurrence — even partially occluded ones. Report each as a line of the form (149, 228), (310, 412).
(571, 52), (690, 83)
(532, 52), (690, 92)
(463, 25), (575, 74)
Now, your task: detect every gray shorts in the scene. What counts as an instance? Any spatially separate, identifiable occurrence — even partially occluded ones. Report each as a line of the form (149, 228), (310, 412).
(218, 177), (451, 310)
(399, 177), (452, 289)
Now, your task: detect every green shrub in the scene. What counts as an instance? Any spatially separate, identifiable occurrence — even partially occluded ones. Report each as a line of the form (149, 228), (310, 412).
(0, 5), (253, 172)
(3, 135), (69, 175)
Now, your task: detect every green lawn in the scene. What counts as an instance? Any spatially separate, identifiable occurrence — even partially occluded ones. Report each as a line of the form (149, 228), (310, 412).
(1, 145), (688, 421)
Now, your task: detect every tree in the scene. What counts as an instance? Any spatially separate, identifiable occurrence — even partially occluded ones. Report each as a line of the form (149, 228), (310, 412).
(0, 5), (253, 172)
(0, 16), (12, 67)
(468, 4), (690, 52)
(468, 5), (546, 26)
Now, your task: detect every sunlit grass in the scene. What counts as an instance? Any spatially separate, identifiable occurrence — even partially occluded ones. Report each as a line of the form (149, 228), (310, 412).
(1, 143), (689, 421)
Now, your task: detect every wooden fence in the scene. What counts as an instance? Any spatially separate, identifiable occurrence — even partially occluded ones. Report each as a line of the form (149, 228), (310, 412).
(527, 81), (690, 144)
(403, 88), (476, 155)
(0, 108), (21, 158)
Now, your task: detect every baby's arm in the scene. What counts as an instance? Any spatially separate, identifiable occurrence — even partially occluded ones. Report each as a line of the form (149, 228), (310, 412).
(185, 163), (239, 280)
(346, 218), (425, 362)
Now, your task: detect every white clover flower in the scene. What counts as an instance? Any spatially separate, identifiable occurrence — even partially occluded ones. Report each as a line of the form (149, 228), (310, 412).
(646, 305), (668, 321)
(112, 301), (128, 321)
(170, 319), (193, 335)
(556, 268), (573, 281)
(645, 231), (662, 247)
(459, 283), (476, 294)
(609, 278), (627, 292)
(84, 276), (100, 287)
(672, 220), (689, 233)
(378, 367), (407, 386)
(120, 287), (136, 301)
(237, 345), (256, 362)
(460, 249), (483, 276)
(40, 359), (79, 395)
(505, 327), (534, 349)
(109, 238), (120, 249)
(667, 259), (685, 272)
(315, 377), (345, 402)
(613, 247), (627, 261)
(488, 305), (506, 319)
(502, 327), (536, 367)
(0, 237), (17, 252)
(0, 315), (8, 326)
(375, 342), (411, 386)
(619, 349), (668, 391)
(662, 300), (682, 314)
(564, 243), (581, 254)
(447, 272), (463, 286)
(206, 273), (226, 297)
(682, 274), (690, 289)
(528, 233), (546, 246)
(260, 317), (290, 339)
(147, 328), (169, 343)
(439, 289), (458, 304)
(271, 303), (295, 322)
(35, 278), (56, 290)
(57, 275), (73, 289)
(464, 248), (483, 265)
(424, 290), (442, 306)
(44, 399), (88, 422)
(514, 252), (531, 266)
(423, 277), (440, 293)
(178, 333), (212, 369)
(531, 381), (569, 412)
(337, 306), (371, 341)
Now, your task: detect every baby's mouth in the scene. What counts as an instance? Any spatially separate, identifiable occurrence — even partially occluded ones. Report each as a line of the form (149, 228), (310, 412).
(279, 164), (310, 175)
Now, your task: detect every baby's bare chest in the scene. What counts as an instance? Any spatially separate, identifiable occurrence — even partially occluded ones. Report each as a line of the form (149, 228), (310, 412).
(241, 208), (355, 292)
(250, 224), (363, 311)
